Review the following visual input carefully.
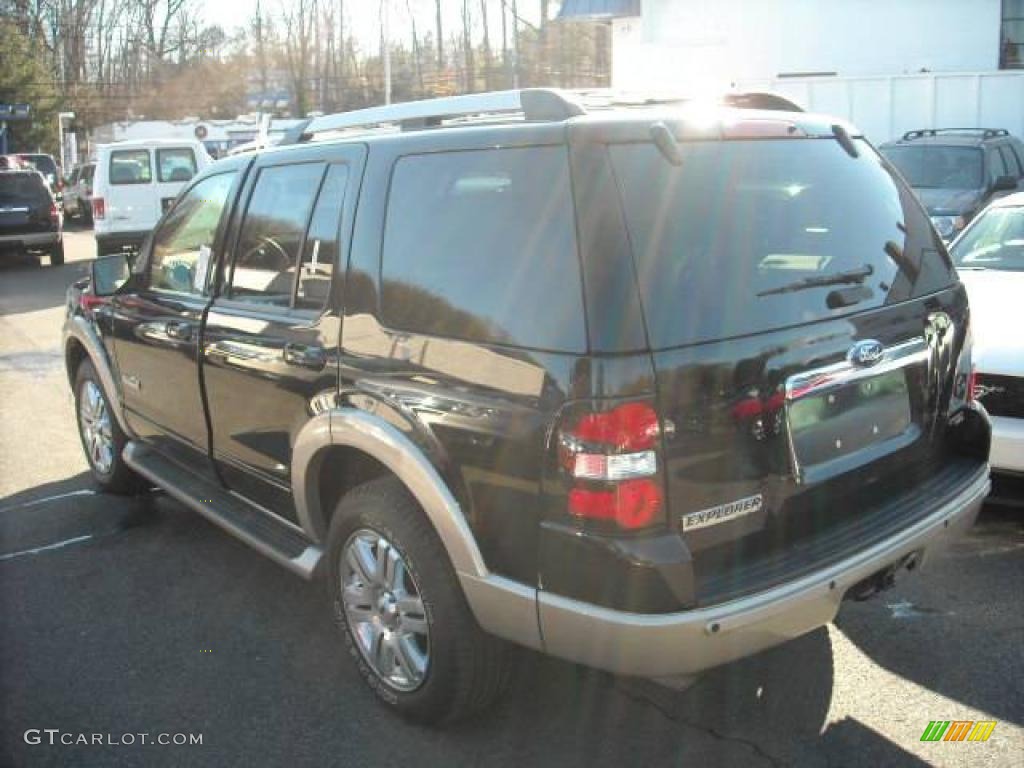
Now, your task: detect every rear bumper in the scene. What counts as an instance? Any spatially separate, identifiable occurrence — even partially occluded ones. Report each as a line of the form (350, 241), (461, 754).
(95, 230), (148, 253)
(990, 416), (1024, 474)
(532, 465), (989, 678)
(0, 231), (60, 249)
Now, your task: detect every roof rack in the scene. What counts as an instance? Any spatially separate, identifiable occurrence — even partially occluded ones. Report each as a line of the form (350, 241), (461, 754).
(281, 88), (586, 144)
(902, 128), (1009, 141)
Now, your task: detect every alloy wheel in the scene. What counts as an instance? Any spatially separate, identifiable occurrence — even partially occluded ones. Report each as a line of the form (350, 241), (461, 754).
(340, 529), (430, 692)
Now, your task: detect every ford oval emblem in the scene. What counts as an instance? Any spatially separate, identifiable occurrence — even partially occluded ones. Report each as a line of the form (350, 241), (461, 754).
(848, 339), (885, 367)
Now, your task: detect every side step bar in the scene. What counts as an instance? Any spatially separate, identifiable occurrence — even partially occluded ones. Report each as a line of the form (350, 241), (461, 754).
(123, 441), (322, 579)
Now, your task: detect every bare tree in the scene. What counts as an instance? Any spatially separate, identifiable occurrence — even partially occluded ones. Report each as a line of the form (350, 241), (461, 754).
(479, 0), (492, 90)
(461, 0), (474, 91)
(282, 0), (317, 116)
(434, 0), (443, 69)
(407, 0), (424, 95)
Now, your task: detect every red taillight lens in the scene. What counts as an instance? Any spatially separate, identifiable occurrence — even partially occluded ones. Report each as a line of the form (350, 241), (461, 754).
(92, 197), (105, 220)
(967, 366), (978, 403)
(80, 293), (108, 313)
(573, 402), (660, 451)
(568, 479), (663, 530)
(559, 400), (665, 531)
(49, 202), (59, 221)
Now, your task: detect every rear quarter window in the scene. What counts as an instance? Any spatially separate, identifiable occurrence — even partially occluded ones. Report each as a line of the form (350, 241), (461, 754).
(610, 138), (955, 349)
(380, 145), (585, 352)
(109, 149), (152, 185)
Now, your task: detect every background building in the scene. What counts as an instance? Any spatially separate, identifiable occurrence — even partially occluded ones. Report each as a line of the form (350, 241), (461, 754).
(560, 0), (1024, 142)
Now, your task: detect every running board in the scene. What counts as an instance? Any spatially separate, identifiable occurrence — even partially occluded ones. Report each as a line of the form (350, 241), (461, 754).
(123, 441), (322, 579)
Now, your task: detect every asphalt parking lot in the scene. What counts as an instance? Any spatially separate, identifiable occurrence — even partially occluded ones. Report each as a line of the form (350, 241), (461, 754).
(1, 226), (1022, 767)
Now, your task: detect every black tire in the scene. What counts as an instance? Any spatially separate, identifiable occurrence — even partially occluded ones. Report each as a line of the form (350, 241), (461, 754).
(50, 241), (65, 266)
(327, 476), (510, 725)
(73, 360), (145, 494)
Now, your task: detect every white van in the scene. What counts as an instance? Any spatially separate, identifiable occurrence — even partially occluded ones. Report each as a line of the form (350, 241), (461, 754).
(92, 139), (211, 255)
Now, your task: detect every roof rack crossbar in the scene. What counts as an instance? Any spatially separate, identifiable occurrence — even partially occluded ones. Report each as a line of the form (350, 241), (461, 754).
(902, 127), (1009, 141)
(286, 88), (585, 144)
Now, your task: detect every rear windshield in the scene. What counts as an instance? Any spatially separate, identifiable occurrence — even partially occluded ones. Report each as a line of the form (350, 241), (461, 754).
(950, 205), (1024, 271)
(156, 148), (197, 183)
(0, 173), (49, 204)
(19, 155), (57, 179)
(610, 138), (954, 349)
(880, 145), (983, 189)
(109, 149), (152, 185)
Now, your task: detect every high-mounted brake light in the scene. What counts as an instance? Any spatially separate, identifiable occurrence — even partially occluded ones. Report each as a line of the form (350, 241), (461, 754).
(92, 197), (105, 220)
(559, 401), (665, 531)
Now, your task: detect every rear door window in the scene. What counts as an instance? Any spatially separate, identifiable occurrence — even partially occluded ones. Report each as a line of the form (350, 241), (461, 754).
(610, 138), (955, 349)
(109, 149), (152, 185)
(157, 148), (198, 183)
(380, 146), (584, 351)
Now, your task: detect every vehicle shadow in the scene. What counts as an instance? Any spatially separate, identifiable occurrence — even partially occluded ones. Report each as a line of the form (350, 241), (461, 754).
(0, 252), (88, 316)
(0, 487), (939, 768)
(457, 629), (931, 766)
(835, 502), (1024, 727)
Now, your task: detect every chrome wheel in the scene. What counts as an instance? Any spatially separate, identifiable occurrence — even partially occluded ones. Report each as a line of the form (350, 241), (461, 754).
(78, 379), (114, 474)
(340, 529), (430, 692)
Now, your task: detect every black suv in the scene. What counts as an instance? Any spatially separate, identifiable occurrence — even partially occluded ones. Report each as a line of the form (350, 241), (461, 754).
(64, 89), (991, 724)
(1, 169), (64, 265)
(880, 128), (1024, 240)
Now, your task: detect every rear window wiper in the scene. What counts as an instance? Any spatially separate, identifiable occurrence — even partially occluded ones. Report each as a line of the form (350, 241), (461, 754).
(757, 264), (874, 296)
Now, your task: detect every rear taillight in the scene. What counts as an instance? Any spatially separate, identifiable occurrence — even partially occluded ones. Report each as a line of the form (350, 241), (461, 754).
(49, 202), (59, 222)
(558, 401), (665, 531)
(80, 293), (108, 313)
(92, 197), (105, 219)
(967, 366), (979, 403)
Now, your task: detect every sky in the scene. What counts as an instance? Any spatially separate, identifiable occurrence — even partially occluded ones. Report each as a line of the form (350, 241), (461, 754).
(200, 0), (546, 53)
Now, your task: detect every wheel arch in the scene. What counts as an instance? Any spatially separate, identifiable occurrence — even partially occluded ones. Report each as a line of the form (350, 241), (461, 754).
(63, 314), (132, 436)
(292, 409), (489, 579)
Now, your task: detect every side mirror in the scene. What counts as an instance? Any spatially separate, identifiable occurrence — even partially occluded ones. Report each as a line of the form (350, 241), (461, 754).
(992, 174), (1018, 192)
(90, 254), (132, 297)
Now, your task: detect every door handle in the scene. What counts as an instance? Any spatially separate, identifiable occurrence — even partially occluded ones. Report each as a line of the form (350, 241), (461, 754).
(165, 320), (193, 341)
(282, 343), (326, 371)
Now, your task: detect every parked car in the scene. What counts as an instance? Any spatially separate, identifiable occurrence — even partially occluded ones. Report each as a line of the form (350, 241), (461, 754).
(63, 162), (96, 223)
(91, 138), (211, 256)
(0, 169), (63, 265)
(17, 153), (62, 196)
(879, 128), (1024, 241)
(948, 191), (1024, 487)
(64, 89), (991, 725)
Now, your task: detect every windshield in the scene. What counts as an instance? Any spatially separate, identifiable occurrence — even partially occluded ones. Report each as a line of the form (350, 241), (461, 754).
(880, 145), (983, 189)
(951, 205), (1024, 271)
(610, 138), (955, 348)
